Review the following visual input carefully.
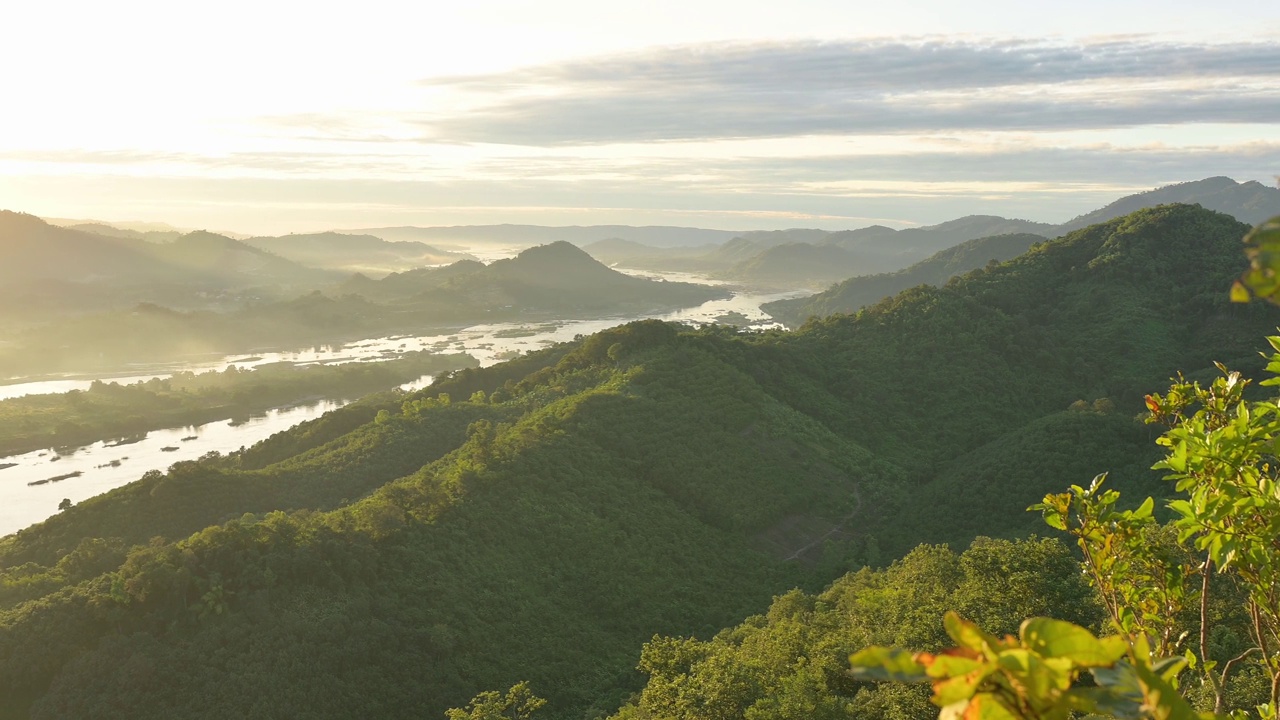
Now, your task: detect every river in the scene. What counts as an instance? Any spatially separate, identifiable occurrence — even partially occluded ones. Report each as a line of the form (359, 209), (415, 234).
(0, 274), (808, 535)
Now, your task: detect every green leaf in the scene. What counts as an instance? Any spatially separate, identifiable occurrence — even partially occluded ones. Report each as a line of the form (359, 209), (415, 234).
(849, 646), (928, 683)
(1231, 281), (1251, 303)
(964, 693), (1021, 720)
(926, 652), (986, 679)
(1020, 618), (1127, 667)
(933, 669), (990, 706)
(945, 612), (1000, 656)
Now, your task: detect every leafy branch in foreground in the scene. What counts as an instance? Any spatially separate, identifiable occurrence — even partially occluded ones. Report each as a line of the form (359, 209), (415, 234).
(850, 213), (1280, 720)
(850, 611), (1201, 720)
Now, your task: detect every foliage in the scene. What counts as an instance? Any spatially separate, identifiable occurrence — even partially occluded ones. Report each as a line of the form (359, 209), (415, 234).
(850, 613), (1206, 720)
(0, 206), (1276, 719)
(609, 537), (1099, 720)
(1234, 218), (1280, 303)
(446, 683), (547, 720)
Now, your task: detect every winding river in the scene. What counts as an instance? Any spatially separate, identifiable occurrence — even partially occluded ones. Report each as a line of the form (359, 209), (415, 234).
(0, 274), (808, 535)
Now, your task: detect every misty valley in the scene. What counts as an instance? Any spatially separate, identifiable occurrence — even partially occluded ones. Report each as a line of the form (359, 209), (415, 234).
(3, 174), (1280, 720)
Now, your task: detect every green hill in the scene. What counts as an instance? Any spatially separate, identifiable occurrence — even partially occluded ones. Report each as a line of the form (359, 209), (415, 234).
(764, 233), (1047, 326)
(0, 205), (1273, 719)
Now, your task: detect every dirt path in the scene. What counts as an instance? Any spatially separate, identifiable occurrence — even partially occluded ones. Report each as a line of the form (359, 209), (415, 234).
(784, 485), (863, 562)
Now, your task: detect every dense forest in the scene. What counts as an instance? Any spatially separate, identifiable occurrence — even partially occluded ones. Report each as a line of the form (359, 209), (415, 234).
(0, 204), (1276, 719)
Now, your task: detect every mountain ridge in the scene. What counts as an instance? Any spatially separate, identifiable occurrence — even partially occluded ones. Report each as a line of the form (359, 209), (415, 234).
(0, 205), (1273, 719)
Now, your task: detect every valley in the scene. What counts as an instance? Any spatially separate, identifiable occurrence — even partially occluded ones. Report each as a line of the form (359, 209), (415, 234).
(1, 202), (1275, 719)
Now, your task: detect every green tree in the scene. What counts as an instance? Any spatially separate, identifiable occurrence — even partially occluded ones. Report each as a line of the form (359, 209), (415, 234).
(853, 212), (1280, 720)
(445, 682), (546, 720)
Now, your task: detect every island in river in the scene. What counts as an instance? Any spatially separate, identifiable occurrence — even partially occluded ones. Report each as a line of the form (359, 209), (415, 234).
(0, 351), (476, 458)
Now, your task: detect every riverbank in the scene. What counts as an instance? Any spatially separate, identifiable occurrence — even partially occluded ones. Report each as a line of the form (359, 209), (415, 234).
(0, 351), (476, 458)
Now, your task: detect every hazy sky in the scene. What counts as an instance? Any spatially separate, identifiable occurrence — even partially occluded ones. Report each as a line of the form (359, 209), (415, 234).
(2, 0), (1279, 234)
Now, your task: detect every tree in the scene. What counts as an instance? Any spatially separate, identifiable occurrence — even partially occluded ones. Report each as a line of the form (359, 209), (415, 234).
(851, 212), (1280, 720)
(58, 498), (72, 512)
(445, 682), (546, 720)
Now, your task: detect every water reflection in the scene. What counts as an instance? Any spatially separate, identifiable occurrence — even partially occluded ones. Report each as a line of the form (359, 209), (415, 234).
(0, 273), (810, 534)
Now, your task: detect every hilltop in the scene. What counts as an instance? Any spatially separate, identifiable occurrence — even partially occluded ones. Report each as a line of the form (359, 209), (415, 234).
(1059, 176), (1280, 232)
(0, 205), (1273, 719)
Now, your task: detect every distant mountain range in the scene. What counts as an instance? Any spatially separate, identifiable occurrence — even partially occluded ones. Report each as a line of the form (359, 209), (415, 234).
(343, 223), (744, 249)
(576, 177), (1280, 289)
(1057, 176), (1280, 232)
(0, 213), (333, 290)
(759, 178), (1280, 323)
(0, 240), (727, 377)
(763, 233), (1050, 326)
(340, 241), (726, 317)
(14, 176), (1279, 311)
(243, 232), (475, 275)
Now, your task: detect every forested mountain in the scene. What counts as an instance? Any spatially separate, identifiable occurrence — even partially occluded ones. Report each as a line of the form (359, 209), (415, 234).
(0, 205), (1273, 719)
(1058, 176), (1280, 232)
(608, 536), (1108, 720)
(764, 233), (1048, 326)
(244, 232), (475, 275)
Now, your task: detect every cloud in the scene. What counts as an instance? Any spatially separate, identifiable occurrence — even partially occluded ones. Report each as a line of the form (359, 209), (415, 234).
(420, 38), (1280, 144)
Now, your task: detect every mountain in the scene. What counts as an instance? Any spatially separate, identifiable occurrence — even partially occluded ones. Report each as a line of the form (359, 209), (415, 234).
(763, 233), (1048, 326)
(584, 179), (1277, 289)
(0, 213), (330, 291)
(1058, 176), (1280, 232)
(0, 211), (178, 285)
(825, 216), (1054, 256)
(580, 238), (714, 267)
(586, 217), (1057, 286)
(404, 241), (727, 314)
(0, 205), (1272, 719)
(244, 232), (475, 275)
(337, 241), (726, 313)
(147, 231), (336, 288)
(0, 243), (724, 378)
(347, 224), (744, 249)
(64, 223), (182, 243)
(335, 260), (489, 301)
(720, 243), (881, 288)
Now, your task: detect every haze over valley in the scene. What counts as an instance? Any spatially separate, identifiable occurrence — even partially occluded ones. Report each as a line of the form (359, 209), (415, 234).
(3, 3), (1280, 719)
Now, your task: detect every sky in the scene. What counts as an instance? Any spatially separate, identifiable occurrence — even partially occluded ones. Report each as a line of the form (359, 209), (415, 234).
(1, 0), (1279, 234)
